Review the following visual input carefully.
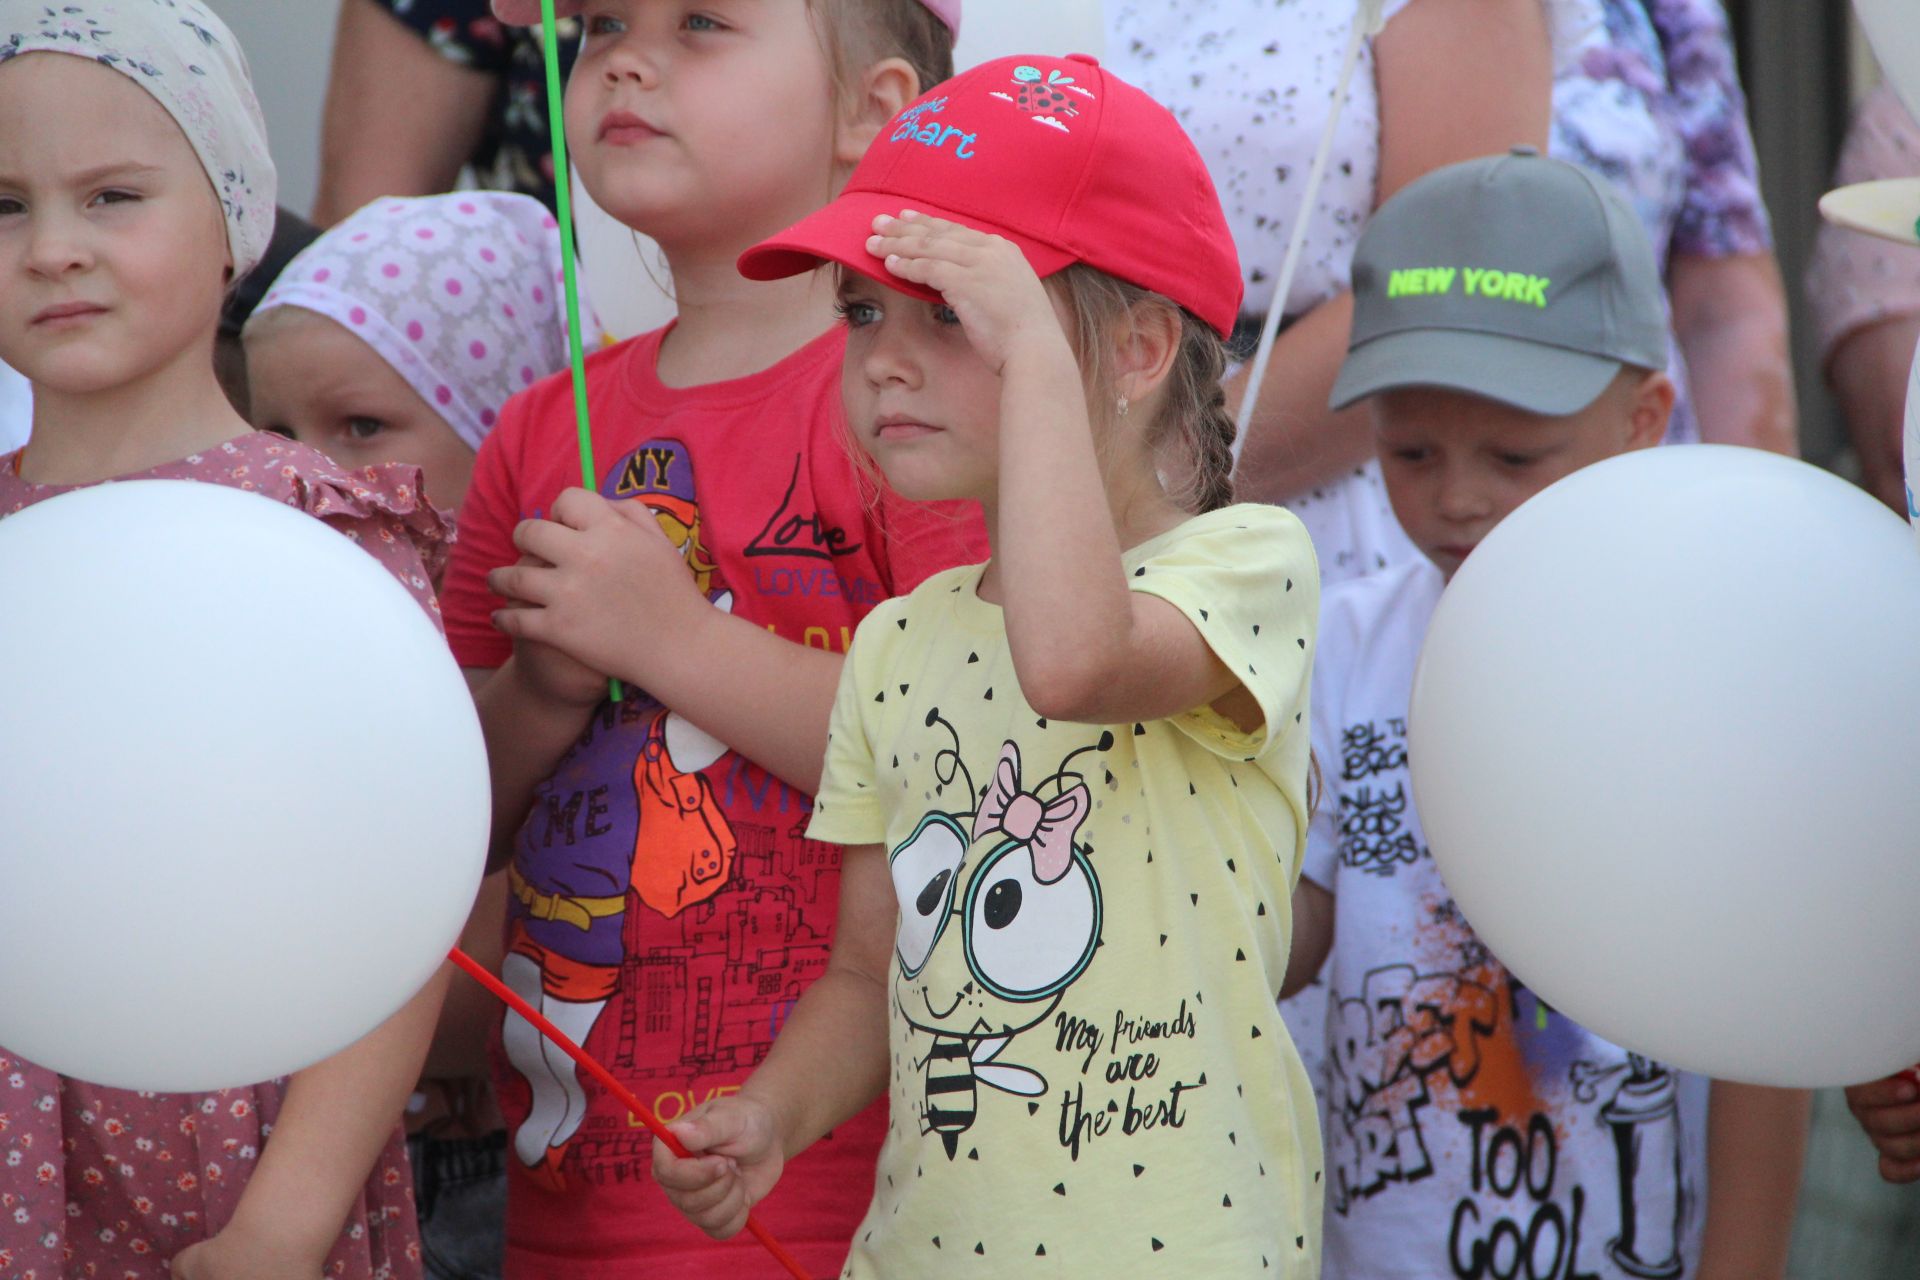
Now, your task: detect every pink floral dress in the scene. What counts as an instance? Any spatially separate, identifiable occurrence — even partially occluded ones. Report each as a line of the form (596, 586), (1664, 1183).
(0, 432), (449, 1280)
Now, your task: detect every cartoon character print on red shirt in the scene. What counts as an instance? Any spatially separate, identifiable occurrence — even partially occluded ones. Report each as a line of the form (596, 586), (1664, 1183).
(500, 436), (738, 1191)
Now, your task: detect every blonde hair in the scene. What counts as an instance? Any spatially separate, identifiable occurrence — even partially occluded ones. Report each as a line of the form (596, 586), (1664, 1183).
(1054, 266), (1237, 515)
(809, 0), (955, 111)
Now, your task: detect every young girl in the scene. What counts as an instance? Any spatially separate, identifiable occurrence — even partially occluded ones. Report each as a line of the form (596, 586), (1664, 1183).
(243, 189), (580, 1280)
(649, 54), (1324, 1276)
(438, 0), (981, 1274)
(245, 191), (577, 517)
(0, 3), (447, 1277)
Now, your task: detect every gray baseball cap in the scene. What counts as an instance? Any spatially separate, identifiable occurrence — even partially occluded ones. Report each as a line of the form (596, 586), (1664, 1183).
(1330, 146), (1667, 416)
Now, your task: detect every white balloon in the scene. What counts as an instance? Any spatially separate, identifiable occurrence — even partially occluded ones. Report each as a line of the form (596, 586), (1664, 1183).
(0, 481), (490, 1091)
(573, 0), (1109, 341)
(574, 170), (675, 343)
(1854, 0), (1920, 125)
(1906, 331), (1920, 546)
(1409, 446), (1920, 1088)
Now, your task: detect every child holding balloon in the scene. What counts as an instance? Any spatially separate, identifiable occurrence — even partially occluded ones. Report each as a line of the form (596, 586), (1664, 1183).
(1285, 147), (1810, 1279)
(0, 3), (451, 1277)
(243, 189), (583, 1280)
(436, 0), (985, 1274)
(649, 54), (1325, 1276)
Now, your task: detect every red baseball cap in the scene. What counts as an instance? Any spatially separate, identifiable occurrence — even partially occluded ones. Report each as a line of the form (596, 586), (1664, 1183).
(490, 0), (961, 37)
(738, 54), (1243, 338)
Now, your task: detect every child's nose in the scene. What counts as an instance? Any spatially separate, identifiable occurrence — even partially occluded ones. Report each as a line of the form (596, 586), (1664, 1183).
(599, 32), (663, 89)
(862, 327), (922, 389)
(1435, 469), (1493, 521)
(24, 213), (91, 278)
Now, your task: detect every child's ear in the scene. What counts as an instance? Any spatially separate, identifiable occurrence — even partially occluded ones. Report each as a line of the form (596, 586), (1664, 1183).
(835, 57), (920, 168)
(1114, 303), (1184, 406)
(1625, 370), (1675, 451)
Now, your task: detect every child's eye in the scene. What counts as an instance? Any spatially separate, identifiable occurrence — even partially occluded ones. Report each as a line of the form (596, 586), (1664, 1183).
(683, 12), (727, 32)
(834, 300), (881, 329)
(1496, 452), (1539, 468)
(0, 196), (24, 217)
(584, 13), (625, 37)
(1388, 446), (1431, 465)
(89, 189), (140, 208)
(932, 304), (961, 326)
(345, 417), (387, 441)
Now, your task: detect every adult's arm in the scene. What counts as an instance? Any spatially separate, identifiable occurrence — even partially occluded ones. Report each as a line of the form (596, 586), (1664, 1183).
(311, 0), (498, 226)
(1827, 313), (1920, 513)
(1233, 0), (1553, 504)
(1669, 252), (1798, 455)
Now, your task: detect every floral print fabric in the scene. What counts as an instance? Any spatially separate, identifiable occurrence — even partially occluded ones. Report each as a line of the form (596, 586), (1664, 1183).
(0, 431), (448, 1279)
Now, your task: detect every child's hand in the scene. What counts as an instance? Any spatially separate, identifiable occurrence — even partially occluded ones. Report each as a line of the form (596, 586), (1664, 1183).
(652, 1095), (785, 1239)
(868, 211), (1073, 377)
(496, 551), (611, 709)
(488, 488), (714, 689)
(1845, 1070), (1920, 1182)
(172, 1224), (327, 1280)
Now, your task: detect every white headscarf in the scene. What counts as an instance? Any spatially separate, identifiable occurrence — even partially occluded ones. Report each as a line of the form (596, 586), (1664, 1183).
(0, 0), (278, 278)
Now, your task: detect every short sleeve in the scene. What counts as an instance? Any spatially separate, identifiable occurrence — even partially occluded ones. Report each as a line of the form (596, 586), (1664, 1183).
(1655, 0), (1774, 258)
(440, 392), (528, 669)
(1127, 505), (1320, 763)
(805, 601), (900, 846)
(290, 459), (451, 629)
(1806, 88), (1920, 362)
(367, 0), (515, 74)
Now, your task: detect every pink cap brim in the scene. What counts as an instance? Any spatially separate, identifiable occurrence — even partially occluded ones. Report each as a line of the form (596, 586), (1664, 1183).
(740, 190), (1074, 304)
(492, 0), (579, 23)
(492, 0), (959, 34)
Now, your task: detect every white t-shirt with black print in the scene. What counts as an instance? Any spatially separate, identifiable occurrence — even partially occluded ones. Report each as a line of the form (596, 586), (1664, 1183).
(1303, 558), (1711, 1280)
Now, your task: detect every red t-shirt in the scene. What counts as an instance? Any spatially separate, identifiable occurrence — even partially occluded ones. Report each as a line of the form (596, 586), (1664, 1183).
(442, 325), (986, 1279)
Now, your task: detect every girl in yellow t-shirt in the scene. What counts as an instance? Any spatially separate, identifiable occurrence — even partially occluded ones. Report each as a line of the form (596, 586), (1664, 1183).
(654, 54), (1325, 1277)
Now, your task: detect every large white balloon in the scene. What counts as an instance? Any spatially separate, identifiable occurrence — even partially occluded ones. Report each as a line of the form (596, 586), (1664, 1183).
(575, 0), (1107, 341)
(1409, 446), (1920, 1088)
(0, 481), (489, 1091)
(1907, 331), (1920, 546)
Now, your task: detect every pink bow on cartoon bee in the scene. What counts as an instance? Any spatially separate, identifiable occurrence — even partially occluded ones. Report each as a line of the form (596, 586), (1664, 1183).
(971, 742), (1090, 884)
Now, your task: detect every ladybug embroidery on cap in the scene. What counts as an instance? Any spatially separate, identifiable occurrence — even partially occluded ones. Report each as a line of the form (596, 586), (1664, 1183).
(991, 65), (1096, 133)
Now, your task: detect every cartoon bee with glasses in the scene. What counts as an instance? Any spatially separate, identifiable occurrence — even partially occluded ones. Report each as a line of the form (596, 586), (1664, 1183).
(891, 709), (1111, 1158)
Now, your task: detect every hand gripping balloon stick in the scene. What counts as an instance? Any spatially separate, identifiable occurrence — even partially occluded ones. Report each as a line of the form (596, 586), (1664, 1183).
(538, 0), (622, 702)
(447, 948), (813, 1279)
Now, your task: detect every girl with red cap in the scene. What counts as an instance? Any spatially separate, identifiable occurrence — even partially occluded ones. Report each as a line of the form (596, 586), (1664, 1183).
(653, 54), (1324, 1279)
(437, 2), (984, 1276)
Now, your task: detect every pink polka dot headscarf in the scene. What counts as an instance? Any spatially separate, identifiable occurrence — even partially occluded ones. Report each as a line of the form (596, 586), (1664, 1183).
(249, 192), (589, 451)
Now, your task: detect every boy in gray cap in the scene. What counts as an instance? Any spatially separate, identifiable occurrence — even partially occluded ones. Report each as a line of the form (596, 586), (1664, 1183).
(1283, 147), (1809, 1280)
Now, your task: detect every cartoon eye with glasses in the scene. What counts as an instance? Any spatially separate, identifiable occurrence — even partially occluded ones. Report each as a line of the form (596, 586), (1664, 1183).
(889, 715), (1111, 1156)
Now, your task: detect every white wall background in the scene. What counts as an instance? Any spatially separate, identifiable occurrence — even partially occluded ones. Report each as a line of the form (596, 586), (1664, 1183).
(218, 0), (343, 219)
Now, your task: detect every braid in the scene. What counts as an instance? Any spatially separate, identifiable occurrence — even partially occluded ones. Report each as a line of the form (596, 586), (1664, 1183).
(1184, 317), (1237, 513)
(1055, 264), (1239, 516)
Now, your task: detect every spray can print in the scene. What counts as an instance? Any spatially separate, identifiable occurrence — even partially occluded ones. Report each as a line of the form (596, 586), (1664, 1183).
(1601, 1056), (1683, 1278)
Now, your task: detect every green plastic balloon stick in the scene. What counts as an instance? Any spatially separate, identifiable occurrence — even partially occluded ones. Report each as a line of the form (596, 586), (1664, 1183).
(539, 0), (621, 702)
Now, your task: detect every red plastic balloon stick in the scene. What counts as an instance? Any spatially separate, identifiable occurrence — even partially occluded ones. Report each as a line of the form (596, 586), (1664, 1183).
(446, 948), (812, 1280)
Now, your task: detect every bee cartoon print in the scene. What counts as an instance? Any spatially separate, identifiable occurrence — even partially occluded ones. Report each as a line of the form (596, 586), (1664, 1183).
(890, 710), (1111, 1157)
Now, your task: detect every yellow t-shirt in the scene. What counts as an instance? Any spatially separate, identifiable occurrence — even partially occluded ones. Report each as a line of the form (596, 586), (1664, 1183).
(809, 504), (1325, 1278)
